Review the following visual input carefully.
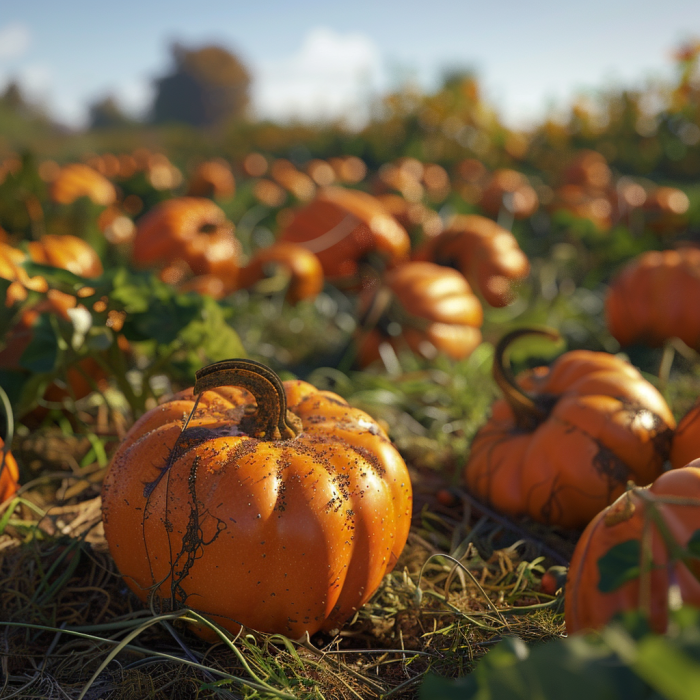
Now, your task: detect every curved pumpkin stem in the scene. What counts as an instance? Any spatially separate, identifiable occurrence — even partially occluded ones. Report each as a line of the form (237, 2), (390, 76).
(493, 327), (562, 430)
(194, 359), (302, 440)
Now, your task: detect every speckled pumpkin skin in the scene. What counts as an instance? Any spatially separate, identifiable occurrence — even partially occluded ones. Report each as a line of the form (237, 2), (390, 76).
(101, 380), (412, 638)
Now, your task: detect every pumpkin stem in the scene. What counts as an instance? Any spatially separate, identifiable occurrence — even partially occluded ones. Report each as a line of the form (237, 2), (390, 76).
(194, 359), (302, 440)
(493, 327), (561, 430)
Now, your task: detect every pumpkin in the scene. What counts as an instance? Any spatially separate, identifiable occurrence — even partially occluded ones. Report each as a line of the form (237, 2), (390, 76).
(563, 150), (612, 191)
(132, 198), (240, 292)
(0, 289), (105, 413)
(0, 242), (49, 305)
(237, 242), (324, 304)
(186, 160), (236, 200)
(605, 247), (700, 349)
(549, 184), (613, 231)
(27, 234), (103, 278)
(50, 163), (117, 206)
(356, 261), (483, 365)
(565, 463), (700, 634)
(270, 159), (316, 201)
(478, 169), (539, 220)
(101, 359), (412, 638)
(413, 215), (530, 307)
(670, 401), (700, 468)
(463, 329), (675, 530)
(280, 186), (410, 285)
(642, 186), (690, 235)
(0, 438), (20, 504)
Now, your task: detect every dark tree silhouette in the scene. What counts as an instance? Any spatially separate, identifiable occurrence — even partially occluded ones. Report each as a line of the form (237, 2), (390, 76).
(151, 43), (251, 127)
(89, 96), (134, 129)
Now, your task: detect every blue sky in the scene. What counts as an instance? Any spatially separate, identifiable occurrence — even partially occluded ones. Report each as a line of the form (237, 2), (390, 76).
(1, 0), (699, 128)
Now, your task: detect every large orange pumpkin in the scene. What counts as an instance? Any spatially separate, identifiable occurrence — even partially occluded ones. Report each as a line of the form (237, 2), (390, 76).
(101, 359), (413, 638)
(237, 242), (324, 304)
(50, 163), (117, 206)
(356, 261), (483, 365)
(280, 187), (410, 284)
(463, 329), (675, 530)
(565, 463), (700, 634)
(133, 198), (240, 292)
(606, 247), (700, 349)
(413, 215), (530, 307)
(0, 438), (20, 503)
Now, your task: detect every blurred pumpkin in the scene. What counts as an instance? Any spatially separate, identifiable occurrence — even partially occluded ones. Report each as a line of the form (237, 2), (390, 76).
(102, 358), (412, 638)
(549, 184), (613, 231)
(50, 163), (117, 206)
(0, 289), (105, 413)
(463, 329), (675, 530)
(0, 242), (48, 305)
(642, 186), (690, 235)
(0, 439), (20, 504)
(186, 159), (236, 200)
(281, 187), (410, 285)
(133, 197), (240, 292)
(27, 234), (103, 278)
(357, 261), (483, 365)
(413, 215), (530, 307)
(478, 169), (539, 220)
(670, 400), (700, 468)
(566, 463), (700, 634)
(238, 241), (324, 304)
(563, 150), (612, 191)
(606, 247), (700, 349)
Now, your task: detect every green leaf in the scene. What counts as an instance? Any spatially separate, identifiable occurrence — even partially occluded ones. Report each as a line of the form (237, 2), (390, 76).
(20, 261), (89, 291)
(686, 530), (700, 558)
(18, 313), (59, 373)
(597, 539), (641, 593)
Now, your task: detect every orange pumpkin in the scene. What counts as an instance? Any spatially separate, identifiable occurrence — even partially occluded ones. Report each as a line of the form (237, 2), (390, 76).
(0, 289), (105, 411)
(101, 359), (412, 638)
(563, 150), (612, 191)
(0, 242), (49, 305)
(50, 163), (117, 206)
(356, 261), (483, 365)
(133, 198), (240, 292)
(27, 234), (103, 278)
(478, 169), (539, 220)
(186, 160), (236, 200)
(280, 187), (410, 284)
(463, 329), (675, 530)
(642, 186), (690, 235)
(670, 401), (700, 469)
(237, 242), (324, 304)
(0, 438), (20, 503)
(606, 247), (700, 349)
(565, 463), (700, 634)
(413, 215), (530, 307)
(549, 184), (613, 231)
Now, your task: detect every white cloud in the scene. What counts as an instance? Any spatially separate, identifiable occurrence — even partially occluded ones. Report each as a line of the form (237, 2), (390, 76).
(115, 77), (155, 119)
(0, 23), (31, 60)
(251, 27), (384, 129)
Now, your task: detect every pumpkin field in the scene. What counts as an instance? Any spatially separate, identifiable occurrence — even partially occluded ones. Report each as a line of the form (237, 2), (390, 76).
(3, 42), (700, 700)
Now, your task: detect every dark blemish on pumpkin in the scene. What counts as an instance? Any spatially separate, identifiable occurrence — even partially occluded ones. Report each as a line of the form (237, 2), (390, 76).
(168, 456), (227, 608)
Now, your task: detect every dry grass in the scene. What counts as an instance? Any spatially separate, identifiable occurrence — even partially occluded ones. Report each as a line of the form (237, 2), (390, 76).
(0, 416), (569, 699)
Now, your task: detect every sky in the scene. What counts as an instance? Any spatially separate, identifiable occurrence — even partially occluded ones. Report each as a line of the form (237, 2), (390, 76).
(1, 0), (699, 130)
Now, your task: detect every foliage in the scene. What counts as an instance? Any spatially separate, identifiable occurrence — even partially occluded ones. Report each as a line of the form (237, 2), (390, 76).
(420, 607), (700, 700)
